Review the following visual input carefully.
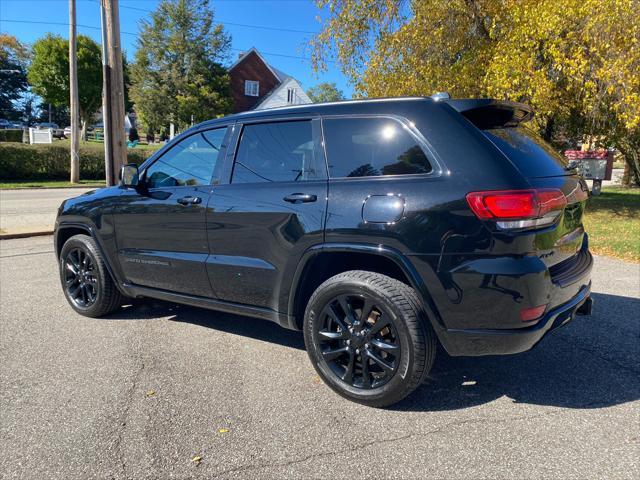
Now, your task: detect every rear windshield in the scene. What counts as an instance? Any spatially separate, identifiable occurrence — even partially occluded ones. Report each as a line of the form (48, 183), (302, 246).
(482, 126), (570, 177)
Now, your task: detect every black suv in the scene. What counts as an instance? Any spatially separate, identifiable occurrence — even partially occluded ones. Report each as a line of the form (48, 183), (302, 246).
(55, 96), (593, 407)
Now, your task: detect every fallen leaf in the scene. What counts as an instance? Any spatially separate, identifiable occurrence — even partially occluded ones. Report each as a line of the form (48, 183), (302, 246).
(312, 376), (322, 385)
(146, 390), (156, 397)
(191, 455), (202, 464)
(217, 427), (230, 434)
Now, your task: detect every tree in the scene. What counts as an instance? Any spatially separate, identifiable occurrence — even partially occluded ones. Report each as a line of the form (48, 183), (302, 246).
(0, 34), (29, 121)
(307, 82), (346, 102)
(311, 0), (640, 185)
(130, 0), (233, 132)
(122, 54), (134, 113)
(27, 33), (102, 138)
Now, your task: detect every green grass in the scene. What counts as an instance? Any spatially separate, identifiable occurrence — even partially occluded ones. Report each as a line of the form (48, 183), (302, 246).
(54, 138), (164, 151)
(583, 186), (640, 262)
(0, 179), (106, 189)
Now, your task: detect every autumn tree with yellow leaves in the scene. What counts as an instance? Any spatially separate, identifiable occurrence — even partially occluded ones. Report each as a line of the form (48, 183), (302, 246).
(311, 0), (640, 185)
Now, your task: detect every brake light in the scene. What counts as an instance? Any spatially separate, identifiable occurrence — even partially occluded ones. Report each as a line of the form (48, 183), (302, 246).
(466, 189), (566, 229)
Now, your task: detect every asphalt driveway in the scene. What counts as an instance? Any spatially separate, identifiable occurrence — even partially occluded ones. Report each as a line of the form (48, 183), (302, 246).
(1, 236), (638, 479)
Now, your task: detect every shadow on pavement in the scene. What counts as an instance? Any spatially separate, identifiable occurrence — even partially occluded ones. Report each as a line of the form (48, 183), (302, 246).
(105, 292), (640, 411)
(106, 298), (306, 350)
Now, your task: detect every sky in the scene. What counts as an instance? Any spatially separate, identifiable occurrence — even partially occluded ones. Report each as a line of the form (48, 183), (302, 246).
(0, 0), (353, 97)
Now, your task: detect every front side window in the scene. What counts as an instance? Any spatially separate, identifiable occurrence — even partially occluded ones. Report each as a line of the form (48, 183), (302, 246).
(245, 80), (259, 97)
(323, 117), (433, 178)
(145, 127), (227, 188)
(232, 120), (323, 183)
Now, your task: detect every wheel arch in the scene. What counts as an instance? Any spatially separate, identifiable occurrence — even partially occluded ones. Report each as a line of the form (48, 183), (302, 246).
(55, 223), (93, 259)
(286, 243), (444, 332)
(55, 222), (126, 296)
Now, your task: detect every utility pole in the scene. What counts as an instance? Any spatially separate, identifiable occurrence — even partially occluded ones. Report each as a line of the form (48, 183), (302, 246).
(103, 0), (126, 185)
(69, 0), (80, 183)
(100, 0), (113, 185)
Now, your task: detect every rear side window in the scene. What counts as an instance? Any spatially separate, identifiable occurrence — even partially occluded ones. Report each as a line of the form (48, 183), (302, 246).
(322, 117), (432, 178)
(482, 127), (570, 177)
(232, 120), (324, 183)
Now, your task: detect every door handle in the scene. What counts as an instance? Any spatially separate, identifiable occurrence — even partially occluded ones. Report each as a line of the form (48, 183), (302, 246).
(283, 193), (317, 204)
(177, 196), (202, 205)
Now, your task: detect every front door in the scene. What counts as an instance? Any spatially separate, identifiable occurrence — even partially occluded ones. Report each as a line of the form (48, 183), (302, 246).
(114, 126), (229, 298)
(206, 118), (328, 311)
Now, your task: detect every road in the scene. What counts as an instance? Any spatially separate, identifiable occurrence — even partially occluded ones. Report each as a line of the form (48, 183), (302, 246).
(0, 188), (93, 235)
(1, 236), (639, 479)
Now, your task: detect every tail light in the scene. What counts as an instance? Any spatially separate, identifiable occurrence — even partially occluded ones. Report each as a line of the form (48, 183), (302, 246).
(520, 304), (547, 323)
(466, 189), (567, 230)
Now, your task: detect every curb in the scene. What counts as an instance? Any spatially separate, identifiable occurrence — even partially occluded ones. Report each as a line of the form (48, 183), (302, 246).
(0, 230), (53, 240)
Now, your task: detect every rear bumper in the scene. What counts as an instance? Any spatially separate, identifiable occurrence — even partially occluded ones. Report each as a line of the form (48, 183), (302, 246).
(437, 283), (592, 356)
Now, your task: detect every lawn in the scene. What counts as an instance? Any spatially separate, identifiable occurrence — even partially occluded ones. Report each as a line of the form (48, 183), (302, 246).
(0, 179), (106, 189)
(583, 186), (640, 262)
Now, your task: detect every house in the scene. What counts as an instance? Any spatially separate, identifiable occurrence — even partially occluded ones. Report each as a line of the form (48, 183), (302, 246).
(229, 48), (312, 113)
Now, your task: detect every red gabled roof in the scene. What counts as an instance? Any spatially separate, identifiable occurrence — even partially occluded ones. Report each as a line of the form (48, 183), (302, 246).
(229, 47), (281, 84)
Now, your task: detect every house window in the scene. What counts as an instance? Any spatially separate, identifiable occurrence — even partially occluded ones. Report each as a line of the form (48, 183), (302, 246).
(245, 80), (259, 97)
(287, 88), (296, 104)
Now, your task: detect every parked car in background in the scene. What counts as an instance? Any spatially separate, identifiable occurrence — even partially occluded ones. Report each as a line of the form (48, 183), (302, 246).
(35, 122), (65, 138)
(0, 118), (12, 129)
(63, 126), (82, 138)
(11, 121), (26, 129)
(54, 95), (593, 407)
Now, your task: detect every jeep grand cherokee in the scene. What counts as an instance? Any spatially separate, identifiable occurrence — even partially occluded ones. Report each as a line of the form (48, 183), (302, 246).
(55, 95), (593, 407)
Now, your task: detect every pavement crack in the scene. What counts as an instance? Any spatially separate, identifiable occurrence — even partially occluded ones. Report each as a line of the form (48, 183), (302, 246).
(115, 359), (145, 479)
(210, 410), (559, 477)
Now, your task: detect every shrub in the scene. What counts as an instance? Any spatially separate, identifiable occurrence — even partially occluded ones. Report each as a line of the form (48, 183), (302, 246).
(0, 142), (157, 181)
(0, 129), (24, 143)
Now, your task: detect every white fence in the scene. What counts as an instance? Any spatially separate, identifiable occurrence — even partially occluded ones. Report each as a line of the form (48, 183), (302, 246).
(28, 128), (53, 144)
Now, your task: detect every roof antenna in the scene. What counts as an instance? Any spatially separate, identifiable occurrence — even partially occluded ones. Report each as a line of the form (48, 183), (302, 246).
(431, 92), (451, 101)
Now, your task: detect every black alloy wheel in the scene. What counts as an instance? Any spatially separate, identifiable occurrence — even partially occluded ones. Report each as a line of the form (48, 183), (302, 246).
(316, 294), (400, 389)
(304, 270), (436, 407)
(63, 247), (98, 308)
(59, 234), (124, 317)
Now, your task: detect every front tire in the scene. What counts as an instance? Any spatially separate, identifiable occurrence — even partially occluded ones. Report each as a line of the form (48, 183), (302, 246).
(303, 270), (436, 407)
(59, 234), (123, 317)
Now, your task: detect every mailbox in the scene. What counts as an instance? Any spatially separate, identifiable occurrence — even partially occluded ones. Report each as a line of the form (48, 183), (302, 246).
(564, 150), (614, 195)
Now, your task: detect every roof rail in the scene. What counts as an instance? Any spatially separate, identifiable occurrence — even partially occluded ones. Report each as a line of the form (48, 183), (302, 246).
(431, 92), (451, 101)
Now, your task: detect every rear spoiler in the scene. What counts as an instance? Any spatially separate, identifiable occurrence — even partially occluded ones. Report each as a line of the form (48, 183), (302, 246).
(443, 99), (534, 129)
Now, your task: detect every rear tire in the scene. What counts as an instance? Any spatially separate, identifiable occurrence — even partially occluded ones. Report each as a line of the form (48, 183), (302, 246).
(59, 234), (123, 317)
(303, 270), (436, 407)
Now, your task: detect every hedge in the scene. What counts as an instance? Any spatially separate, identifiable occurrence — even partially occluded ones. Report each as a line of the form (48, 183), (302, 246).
(0, 129), (24, 143)
(0, 142), (157, 181)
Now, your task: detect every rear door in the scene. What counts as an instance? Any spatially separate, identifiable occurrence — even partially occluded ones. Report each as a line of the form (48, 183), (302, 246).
(114, 126), (230, 297)
(205, 118), (328, 311)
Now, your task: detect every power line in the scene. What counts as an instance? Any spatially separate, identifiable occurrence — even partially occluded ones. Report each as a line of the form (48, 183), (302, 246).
(116, 2), (318, 34)
(0, 18), (332, 63)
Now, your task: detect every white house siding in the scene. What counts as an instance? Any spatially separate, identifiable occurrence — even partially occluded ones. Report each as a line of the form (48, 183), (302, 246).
(254, 77), (312, 110)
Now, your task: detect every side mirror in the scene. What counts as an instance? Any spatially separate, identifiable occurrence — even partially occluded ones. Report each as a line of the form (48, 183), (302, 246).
(120, 164), (139, 187)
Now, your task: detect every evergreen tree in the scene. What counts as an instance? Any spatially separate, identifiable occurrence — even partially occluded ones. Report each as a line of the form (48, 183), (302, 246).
(130, 0), (233, 132)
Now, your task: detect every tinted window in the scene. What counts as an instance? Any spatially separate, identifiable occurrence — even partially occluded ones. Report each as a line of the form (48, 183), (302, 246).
(145, 128), (227, 188)
(232, 121), (322, 183)
(483, 126), (570, 177)
(323, 118), (432, 178)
